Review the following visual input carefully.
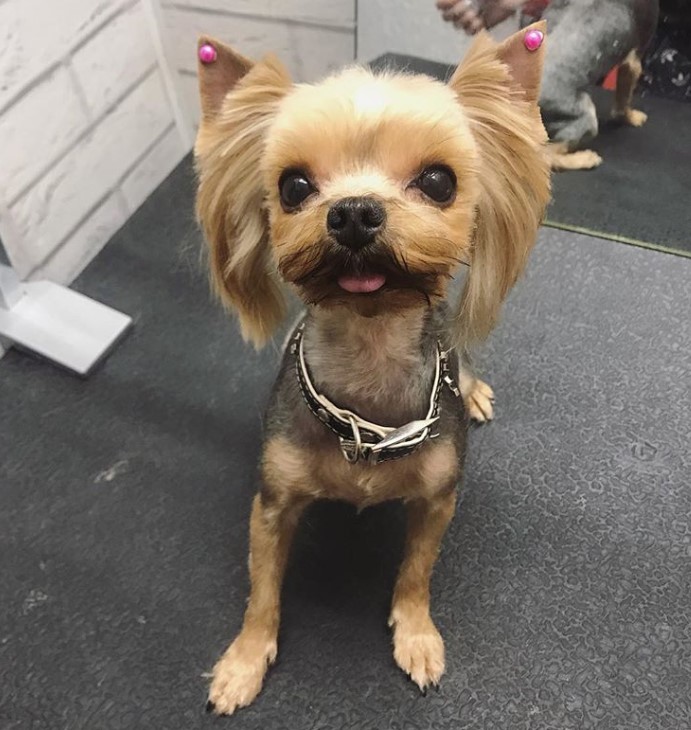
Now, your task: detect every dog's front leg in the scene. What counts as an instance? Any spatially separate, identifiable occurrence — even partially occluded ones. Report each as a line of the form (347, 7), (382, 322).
(389, 489), (456, 691)
(612, 50), (647, 128)
(459, 363), (495, 423)
(208, 490), (306, 715)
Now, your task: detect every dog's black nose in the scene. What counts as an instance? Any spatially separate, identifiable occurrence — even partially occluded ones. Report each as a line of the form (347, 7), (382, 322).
(327, 197), (386, 250)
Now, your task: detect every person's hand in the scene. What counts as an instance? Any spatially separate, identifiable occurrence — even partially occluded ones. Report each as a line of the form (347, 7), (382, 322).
(437, 0), (524, 35)
(436, 0), (485, 35)
(437, 0), (484, 34)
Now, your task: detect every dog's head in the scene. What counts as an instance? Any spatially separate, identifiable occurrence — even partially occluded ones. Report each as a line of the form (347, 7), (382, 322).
(195, 24), (550, 347)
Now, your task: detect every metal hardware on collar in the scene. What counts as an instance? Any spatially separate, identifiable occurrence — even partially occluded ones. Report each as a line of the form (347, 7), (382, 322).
(443, 374), (461, 398)
(370, 416), (439, 454)
(440, 349), (462, 398)
(339, 438), (362, 463)
(292, 323), (460, 464)
(341, 416), (363, 463)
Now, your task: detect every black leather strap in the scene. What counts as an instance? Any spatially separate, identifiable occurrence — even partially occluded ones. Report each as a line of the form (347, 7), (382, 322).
(291, 324), (457, 464)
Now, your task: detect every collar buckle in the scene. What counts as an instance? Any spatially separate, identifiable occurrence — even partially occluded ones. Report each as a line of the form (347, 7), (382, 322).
(339, 416), (381, 464)
(339, 416), (366, 464)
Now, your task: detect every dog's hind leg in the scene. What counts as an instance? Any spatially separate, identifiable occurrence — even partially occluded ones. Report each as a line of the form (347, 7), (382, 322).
(612, 50), (647, 127)
(542, 90), (602, 171)
(208, 489), (307, 715)
(389, 489), (456, 691)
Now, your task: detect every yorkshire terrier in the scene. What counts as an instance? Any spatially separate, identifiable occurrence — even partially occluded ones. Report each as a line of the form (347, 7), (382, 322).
(195, 22), (550, 715)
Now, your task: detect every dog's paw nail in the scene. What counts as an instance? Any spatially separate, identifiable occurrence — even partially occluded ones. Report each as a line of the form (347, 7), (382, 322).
(434, 683), (441, 693)
(205, 700), (216, 714)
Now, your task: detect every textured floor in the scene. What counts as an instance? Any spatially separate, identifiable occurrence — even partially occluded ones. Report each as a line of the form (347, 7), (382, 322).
(1, 159), (690, 729)
(372, 53), (691, 257)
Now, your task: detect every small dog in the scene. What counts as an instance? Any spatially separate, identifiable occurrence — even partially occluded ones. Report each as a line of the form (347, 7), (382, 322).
(438, 0), (660, 170)
(538, 0), (659, 170)
(195, 22), (550, 715)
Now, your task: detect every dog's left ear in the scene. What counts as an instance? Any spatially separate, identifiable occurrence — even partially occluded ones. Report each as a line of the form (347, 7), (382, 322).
(449, 21), (551, 347)
(195, 37), (293, 348)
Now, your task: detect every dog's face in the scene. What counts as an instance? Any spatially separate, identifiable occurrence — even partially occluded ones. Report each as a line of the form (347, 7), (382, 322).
(263, 70), (479, 313)
(195, 24), (550, 346)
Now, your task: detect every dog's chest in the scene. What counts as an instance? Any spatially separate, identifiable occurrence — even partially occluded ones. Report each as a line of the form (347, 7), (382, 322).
(264, 307), (463, 506)
(264, 433), (459, 508)
(302, 311), (434, 425)
(325, 440), (458, 506)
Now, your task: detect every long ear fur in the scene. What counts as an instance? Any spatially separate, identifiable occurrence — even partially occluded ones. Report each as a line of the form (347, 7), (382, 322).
(194, 37), (292, 348)
(449, 21), (551, 347)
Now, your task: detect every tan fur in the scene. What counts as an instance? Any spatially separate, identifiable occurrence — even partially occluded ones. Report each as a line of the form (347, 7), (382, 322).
(613, 50), (647, 127)
(547, 142), (603, 171)
(208, 435), (458, 711)
(195, 55), (292, 347)
(196, 26), (550, 350)
(389, 489), (456, 688)
(208, 491), (306, 714)
(196, 35), (253, 122)
(303, 307), (430, 422)
(196, 24), (550, 714)
(448, 24), (551, 345)
(459, 367), (495, 422)
(263, 435), (458, 510)
(265, 70), (481, 315)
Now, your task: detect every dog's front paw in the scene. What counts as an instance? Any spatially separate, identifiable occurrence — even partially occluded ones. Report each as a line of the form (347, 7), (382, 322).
(551, 149), (603, 171)
(207, 632), (277, 715)
(390, 612), (445, 691)
(464, 378), (495, 423)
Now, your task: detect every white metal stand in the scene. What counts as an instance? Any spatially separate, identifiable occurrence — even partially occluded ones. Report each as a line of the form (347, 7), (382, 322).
(0, 265), (132, 376)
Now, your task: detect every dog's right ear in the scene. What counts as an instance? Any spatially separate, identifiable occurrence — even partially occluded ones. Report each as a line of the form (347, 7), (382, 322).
(197, 36), (254, 121)
(195, 37), (292, 348)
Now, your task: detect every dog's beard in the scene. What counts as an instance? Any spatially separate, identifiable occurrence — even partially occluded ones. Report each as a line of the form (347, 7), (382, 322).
(278, 239), (448, 311)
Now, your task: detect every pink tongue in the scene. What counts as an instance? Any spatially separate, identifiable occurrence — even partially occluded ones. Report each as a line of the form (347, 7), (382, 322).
(337, 273), (386, 293)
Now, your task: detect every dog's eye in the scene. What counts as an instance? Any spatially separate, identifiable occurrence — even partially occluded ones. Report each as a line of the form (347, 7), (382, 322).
(415, 166), (456, 204)
(279, 170), (315, 210)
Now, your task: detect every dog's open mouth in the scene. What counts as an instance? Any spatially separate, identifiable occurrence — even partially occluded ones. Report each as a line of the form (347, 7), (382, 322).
(282, 244), (441, 305)
(337, 272), (386, 294)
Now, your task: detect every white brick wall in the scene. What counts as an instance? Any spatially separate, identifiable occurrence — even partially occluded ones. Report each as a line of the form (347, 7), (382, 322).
(32, 194), (129, 283)
(0, 66), (90, 203)
(120, 126), (187, 212)
(357, 0), (517, 65)
(0, 0), (189, 283)
(0, 0), (355, 286)
(159, 0), (356, 128)
(71, 2), (158, 119)
(8, 71), (174, 272)
(168, 0), (355, 24)
(0, 0), (127, 111)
